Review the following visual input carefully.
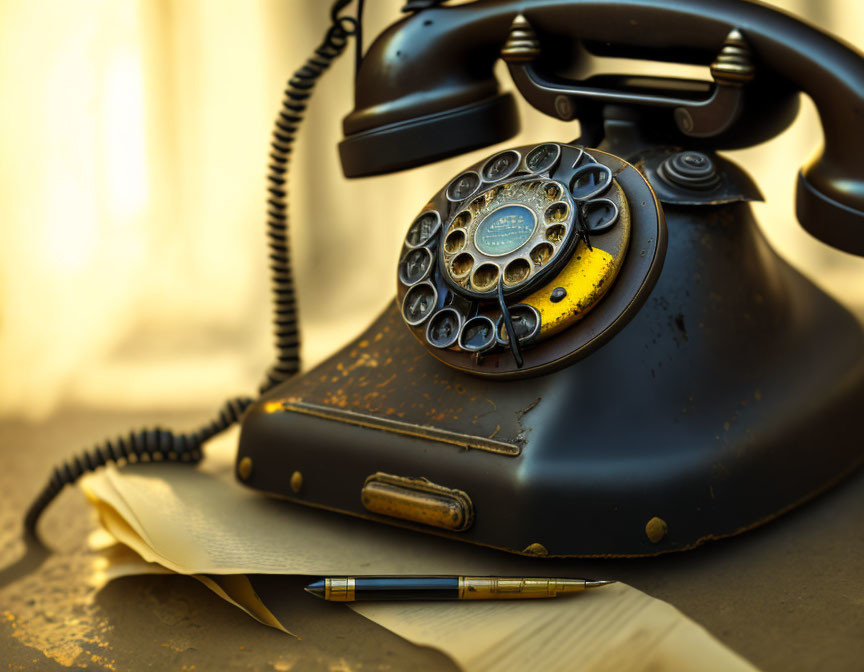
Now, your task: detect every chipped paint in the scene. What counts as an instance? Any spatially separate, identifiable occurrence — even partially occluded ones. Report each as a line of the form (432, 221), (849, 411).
(514, 397), (542, 447)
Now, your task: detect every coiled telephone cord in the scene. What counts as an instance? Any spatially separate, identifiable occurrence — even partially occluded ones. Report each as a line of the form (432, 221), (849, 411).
(261, 0), (358, 392)
(23, 397), (253, 536)
(23, 0), (360, 540)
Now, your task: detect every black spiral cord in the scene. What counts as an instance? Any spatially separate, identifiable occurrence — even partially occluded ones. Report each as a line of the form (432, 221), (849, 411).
(260, 0), (359, 392)
(23, 398), (254, 537)
(23, 0), (361, 541)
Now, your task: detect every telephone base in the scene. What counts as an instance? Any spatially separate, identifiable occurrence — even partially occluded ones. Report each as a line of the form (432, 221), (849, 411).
(237, 202), (864, 557)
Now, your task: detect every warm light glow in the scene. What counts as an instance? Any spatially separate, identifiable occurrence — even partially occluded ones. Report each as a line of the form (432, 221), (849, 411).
(0, 0), (862, 419)
(104, 52), (149, 220)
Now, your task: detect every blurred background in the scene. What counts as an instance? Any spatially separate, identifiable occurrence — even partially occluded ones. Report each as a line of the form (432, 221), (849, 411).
(1, 0), (863, 420)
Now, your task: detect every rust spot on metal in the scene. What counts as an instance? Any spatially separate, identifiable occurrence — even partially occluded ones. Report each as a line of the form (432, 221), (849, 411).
(279, 303), (532, 459)
(376, 373), (396, 388)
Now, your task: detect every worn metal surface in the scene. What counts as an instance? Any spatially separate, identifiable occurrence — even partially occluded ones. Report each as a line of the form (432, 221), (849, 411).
(360, 473), (475, 532)
(3, 406), (864, 670)
(238, 198), (864, 557)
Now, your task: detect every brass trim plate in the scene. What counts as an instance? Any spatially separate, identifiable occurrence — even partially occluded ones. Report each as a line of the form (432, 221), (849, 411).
(264, 399), (520, 456)
(361, 472), (474, 532)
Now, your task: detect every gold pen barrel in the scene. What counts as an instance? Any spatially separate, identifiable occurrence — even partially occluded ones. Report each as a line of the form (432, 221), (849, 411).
(311, 577), (613, 601)
(457, 577), (594, 599)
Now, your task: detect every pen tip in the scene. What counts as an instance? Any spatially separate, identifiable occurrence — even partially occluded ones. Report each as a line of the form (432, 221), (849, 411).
(585, 580), (616, 589)
(304, 580), (325, 598)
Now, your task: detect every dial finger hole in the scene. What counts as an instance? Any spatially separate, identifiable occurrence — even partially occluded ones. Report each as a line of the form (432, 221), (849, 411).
(426, 308), (462, 349)
(503, 258), (531, 286)
(450, 252), (474, 278)
(582, 198), (620, 234)
(546, 224), (566, 243)
(451, 211), (472, 229)
(482, 150), (520, 182)
(443, 229), (466, 254)
(471, 263), (500, 292)
(398, 247), (434, 286)
(402, 282), (437, 326)
(470, 193), (488, 212)
(545, 201), (569, 224)
(405, 210), (441, 248)
(530, 242), (554, 267)
(570, 163), (612, 200)
(446, 171), (481, 202)
(459, 315), (497, 352)
(496, 305), (541, 345)
(543, 182), (562, 201)
(526, 143), (561, 174)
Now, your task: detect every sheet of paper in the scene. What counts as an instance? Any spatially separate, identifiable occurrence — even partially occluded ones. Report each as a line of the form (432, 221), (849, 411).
(90, 537), (760, 672)
(80, 428), (762, 671)
(350, 583), (759, 672)
(90, 529), (288, 634)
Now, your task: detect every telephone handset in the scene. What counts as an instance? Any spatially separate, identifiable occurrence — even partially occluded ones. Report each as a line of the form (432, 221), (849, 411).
(340, 0), (864, 256)
(25, 1), (864, 559)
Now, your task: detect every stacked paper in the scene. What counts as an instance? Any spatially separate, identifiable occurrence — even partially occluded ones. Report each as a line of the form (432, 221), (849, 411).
(81, 428), (760, 672)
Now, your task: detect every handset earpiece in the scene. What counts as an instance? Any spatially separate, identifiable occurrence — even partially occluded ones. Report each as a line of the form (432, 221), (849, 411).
(338, 7), (520, 177)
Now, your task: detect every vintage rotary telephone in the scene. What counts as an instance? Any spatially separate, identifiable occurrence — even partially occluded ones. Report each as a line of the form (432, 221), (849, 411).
(25, 0), (864, 558)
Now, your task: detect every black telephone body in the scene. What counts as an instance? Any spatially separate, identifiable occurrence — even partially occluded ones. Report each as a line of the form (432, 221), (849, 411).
(235, 0), (864, 557)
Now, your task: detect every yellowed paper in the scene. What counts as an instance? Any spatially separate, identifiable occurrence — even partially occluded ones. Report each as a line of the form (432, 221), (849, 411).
(91, 510), (289, 634)
(80, 428), (761, 671)
(351, 583), (759, 672)
(194, 574), (290, 635)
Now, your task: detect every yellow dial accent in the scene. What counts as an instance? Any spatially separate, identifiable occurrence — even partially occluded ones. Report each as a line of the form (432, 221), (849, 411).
(522, 181), (631, 340)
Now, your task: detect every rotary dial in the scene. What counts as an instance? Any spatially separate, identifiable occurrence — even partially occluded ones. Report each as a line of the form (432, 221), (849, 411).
(396, 142), (664, 377)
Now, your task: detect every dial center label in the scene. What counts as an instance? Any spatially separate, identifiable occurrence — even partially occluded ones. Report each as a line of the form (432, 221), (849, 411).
(474, 205), (537, 256)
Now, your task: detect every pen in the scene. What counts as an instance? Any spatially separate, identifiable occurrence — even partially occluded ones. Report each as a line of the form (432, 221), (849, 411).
(304, 576), (615, 602)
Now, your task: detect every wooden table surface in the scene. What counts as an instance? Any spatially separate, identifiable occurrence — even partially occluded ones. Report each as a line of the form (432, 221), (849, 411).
(2, 406), (863, 671)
